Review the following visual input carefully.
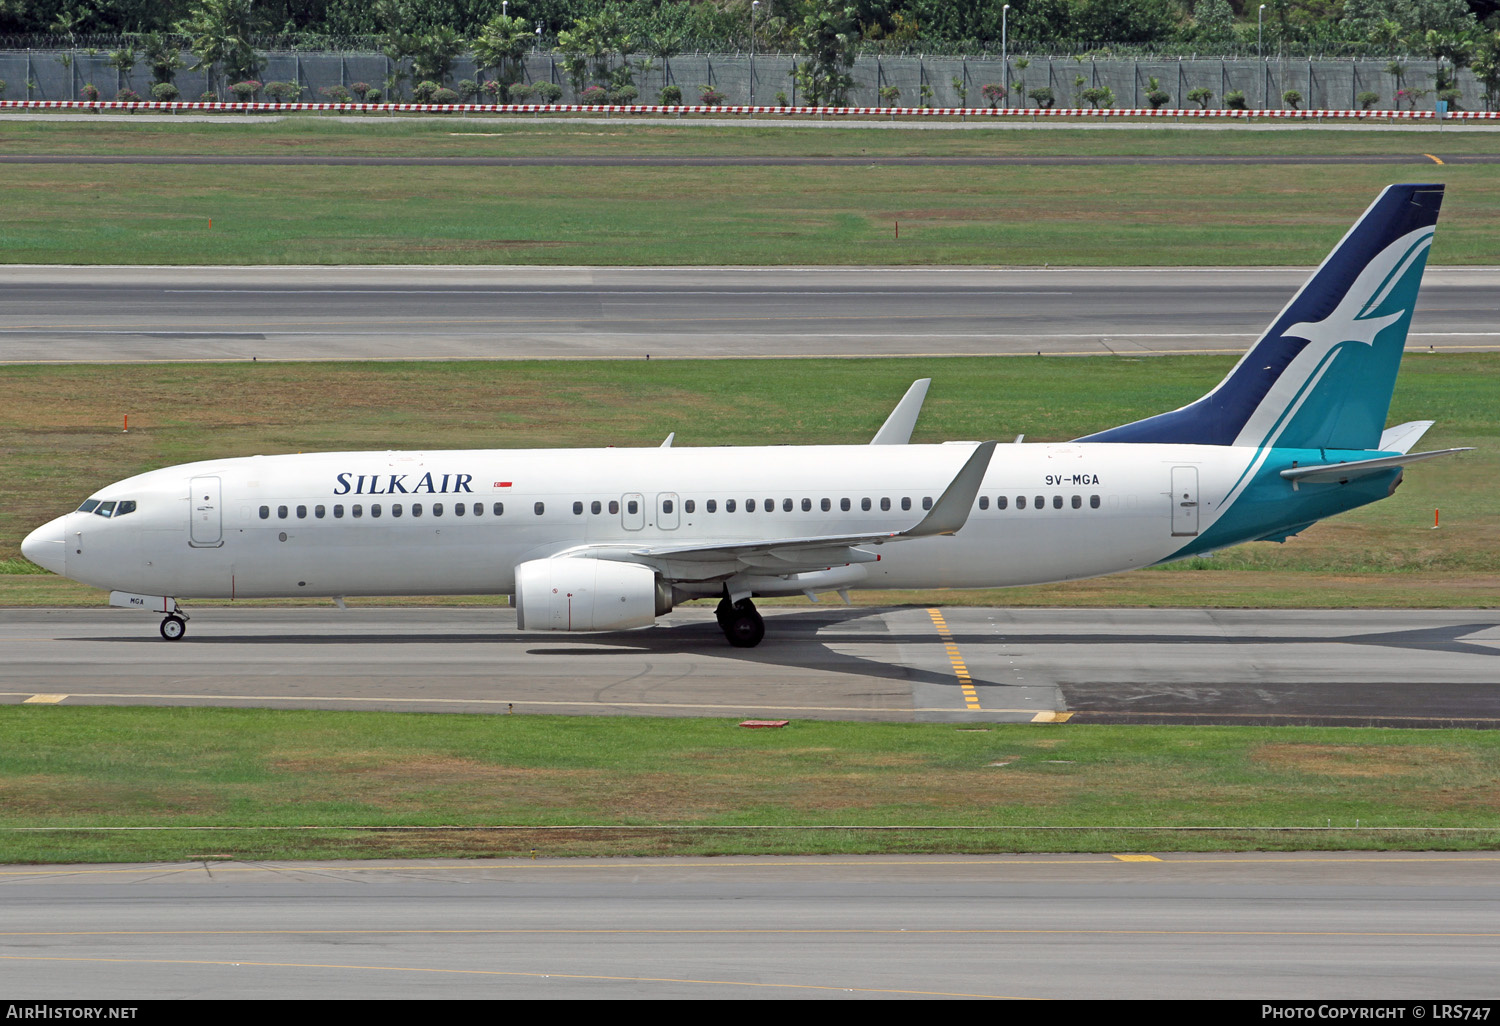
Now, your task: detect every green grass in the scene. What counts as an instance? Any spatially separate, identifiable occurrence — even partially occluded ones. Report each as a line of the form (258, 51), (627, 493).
(3, 355), (1496, 608)
(3, 119), (1500, 264)
(1, 706), (1496, 862)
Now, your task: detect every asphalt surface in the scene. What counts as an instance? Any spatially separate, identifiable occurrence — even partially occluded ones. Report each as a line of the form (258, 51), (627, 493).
(4, 266), (1499, 361)
(3, 853), (1497, 998)
(2, 152), (1495, 165)
(4, 607), (1497, 727)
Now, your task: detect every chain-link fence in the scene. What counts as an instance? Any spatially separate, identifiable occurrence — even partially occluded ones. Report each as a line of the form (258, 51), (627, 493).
(0, 49), (1483, 112)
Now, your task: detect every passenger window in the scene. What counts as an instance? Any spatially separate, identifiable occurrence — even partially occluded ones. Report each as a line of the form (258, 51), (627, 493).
(663, 499), (674, 514)
(591, 500), (602, 515)
(880, 497), (890, 512)
(784, 498), (793, 512)
(1034, 495), (1045, 510)
(534, 502), (545, 515)
(297, 505), (307, 519)
(1017, 496), (1027, 510)
(747, 499), (756, 512)
(901, 497), (911, 511)
(433, 503), (443, 516)
(278, 505), (288, 519)
(372, 504), (382, 518)
(997, 496), (1008, 510)
(801, 498), (811, 512)
(627, 499), (638, 515)
(573, 501), (584, 515)
(78, 499), (101, 513)
(861, 498), (871, 512)
(608, 500), (619, 515)
(472, 502), (483, 516)
(96, 501), (116, 518)
(821, 498), (830, 512)
(455, 503), (466, 517)
(353, 504), (363, 518)
(1053, 495), (1063, 509)
(494, 503), (504, 516)
(685, 499), (695, 514)
(765, 498), (774, 512)
(259, 505), (270, 519)
(979, 496), (989, 510)
(840, 498), (851, 512)
(116, 500), (136, 516)
(334, 505), (345, 518)
(315, 505), (326, 519)
(1072, 495), (1082, 509)
(726, 499), (737, 512)
(923, 497), (933, 510)
(412, 503), (422, 517)
(707, 499), (717, 513)
(1090, 495), (1101, 509)
(392, 504), (402, 518)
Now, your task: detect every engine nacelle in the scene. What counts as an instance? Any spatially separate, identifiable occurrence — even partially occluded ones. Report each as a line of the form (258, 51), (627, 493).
(514, 558), (659, 632)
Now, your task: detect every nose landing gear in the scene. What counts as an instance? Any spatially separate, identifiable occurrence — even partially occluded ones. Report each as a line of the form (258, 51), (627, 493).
(159, 613), (188, 640)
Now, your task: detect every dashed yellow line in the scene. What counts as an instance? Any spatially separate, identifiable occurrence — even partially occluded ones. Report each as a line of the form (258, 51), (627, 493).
(1424, 153), (1445, 164)
(1113, 854), (1162, 862)
(23, 694), (67, 704)
(928, 609), (981, 710)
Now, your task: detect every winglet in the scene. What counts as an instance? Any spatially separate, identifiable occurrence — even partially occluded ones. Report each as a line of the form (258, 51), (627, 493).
(901, 441), (996, 538)
(870, 378), (931, 445)
(660, 432), (675, 448)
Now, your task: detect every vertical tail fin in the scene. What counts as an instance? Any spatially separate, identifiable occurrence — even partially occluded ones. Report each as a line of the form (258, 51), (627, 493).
(1078, 183), (1444, 450)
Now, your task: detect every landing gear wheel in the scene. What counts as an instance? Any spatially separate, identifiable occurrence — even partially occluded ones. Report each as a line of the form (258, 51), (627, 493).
(723, 603), (765, 648)
(160, 614), (187, 641)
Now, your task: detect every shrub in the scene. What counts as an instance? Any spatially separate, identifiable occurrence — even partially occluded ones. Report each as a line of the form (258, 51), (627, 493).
(264, 81), (302, 103)
(878, 84), (901, 106)
(350, 82), (371, 101)
(364, 87), (382, 103)
(0, 80), (7, 99)
(79, 83), (100, 102)
(951, 75), (967, 107)
(1146, 88), (1171, 109)
(411, 80), (440, 103)
(980, 82), (1006, 108)
(659, 84), (683, 105)
(609, 85), (639, 104)
(533, 82), (562, 103)
(1357, 90), (1380, 110)
(506, 82), (532, 102)
(1437, 87), (1462, 110)
(456, 79), (478, 101)
(114, 88), (140, 101)
(1081, 86), (1114, 109)
(580, 85), (608, 105)
(699, 85), (725, 106)
(431, 87), (460, 104)
(1224, 89), (1247, 109)
(918, 83), (933, 108)
(1027, 86), (1054, 109)
(1187, 86), (1213, 108)
(151, 82), (179, 101)
(229, 80), (259, 102)
(319, 85), (353, 103)
(775, 90), (788, 107)
(200, 90), (218, 102)
(1282, 89), (1302, 109)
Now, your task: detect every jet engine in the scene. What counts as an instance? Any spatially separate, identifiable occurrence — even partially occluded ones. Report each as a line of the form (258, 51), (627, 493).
(513, 558), (662, 632)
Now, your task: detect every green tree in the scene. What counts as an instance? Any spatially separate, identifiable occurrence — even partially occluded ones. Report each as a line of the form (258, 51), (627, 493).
(106, 46), (138, 90)
(794, 1), (860, 108)
(141, 32), (185, 86)
(178, 0), (259, 98)
(472, 14), (534, 89)
(1472, 31), (1500, 110)
(410, 26), (465, 87)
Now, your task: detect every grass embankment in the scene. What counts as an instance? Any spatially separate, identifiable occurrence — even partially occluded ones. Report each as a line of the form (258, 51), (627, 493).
(2, 706), (1496, 863)
(1, 121), (1497, 264)
(3, 356), (1495, 608)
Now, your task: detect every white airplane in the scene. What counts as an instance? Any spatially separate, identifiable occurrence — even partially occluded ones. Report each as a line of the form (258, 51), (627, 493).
(22, 183), (1467, 647)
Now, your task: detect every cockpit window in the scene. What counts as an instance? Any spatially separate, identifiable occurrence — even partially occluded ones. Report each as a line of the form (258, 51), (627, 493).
(77, 499), (101, 513)
(94, 500), (117, 518)
(115, 500), (136, 516)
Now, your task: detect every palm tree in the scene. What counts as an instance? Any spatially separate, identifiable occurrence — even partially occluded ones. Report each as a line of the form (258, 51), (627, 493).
(473, 14), (534, 88)
(177, 0), (259, 98)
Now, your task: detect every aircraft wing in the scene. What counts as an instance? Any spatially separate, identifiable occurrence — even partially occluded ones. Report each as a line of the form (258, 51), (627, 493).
(564, 440), (996, 579)
(1279, 447), (1470, 487)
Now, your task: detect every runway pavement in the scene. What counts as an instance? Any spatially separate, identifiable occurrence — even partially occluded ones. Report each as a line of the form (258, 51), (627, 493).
(3, 606), (1497, 727)
(3, 266), (1499, 362)
(3, 852), (1497, 998)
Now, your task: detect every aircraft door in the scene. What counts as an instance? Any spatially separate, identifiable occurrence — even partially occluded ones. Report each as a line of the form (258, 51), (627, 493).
(621, 493), (645, 531)
(657, 492), (679, 530)
(189, 476), (224, 547)
(1170, 466), (1199, 537)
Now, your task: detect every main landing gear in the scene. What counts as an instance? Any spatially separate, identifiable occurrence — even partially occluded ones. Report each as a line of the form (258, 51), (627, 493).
(716, 595), (765, 648)
(159, 612), (188, 641)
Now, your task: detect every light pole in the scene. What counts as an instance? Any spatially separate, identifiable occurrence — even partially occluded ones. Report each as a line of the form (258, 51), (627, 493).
(750, 0), (759, 105)
(1002, 4), (1010, 107)
(535, 22), (542, 52)
(1258, 5), (1266, 59)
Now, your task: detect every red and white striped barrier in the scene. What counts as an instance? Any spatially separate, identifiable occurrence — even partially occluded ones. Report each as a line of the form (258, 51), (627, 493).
(3, 98), (1497, 119)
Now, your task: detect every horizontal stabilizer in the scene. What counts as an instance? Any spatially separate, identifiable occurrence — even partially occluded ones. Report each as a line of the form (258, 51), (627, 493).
(1378, 420), (1434, 454)
(1279, 447), (1470, 486)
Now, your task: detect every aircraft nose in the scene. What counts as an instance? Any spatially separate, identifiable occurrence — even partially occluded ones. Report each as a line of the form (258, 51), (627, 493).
(21, 516), (67, 575)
